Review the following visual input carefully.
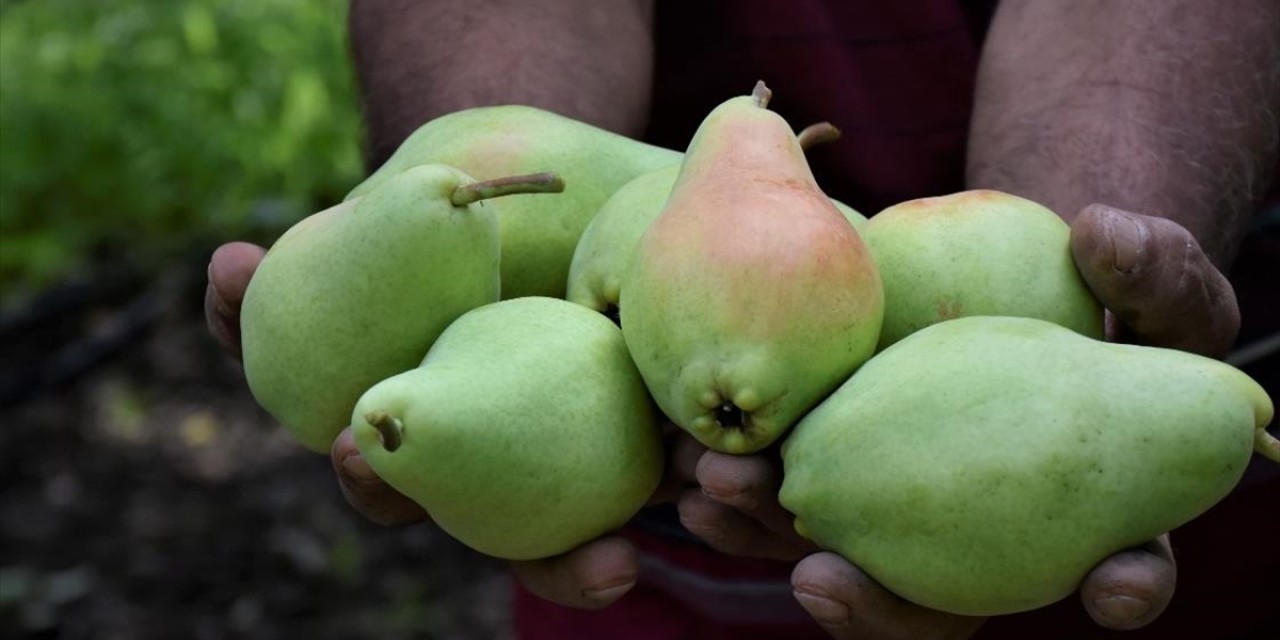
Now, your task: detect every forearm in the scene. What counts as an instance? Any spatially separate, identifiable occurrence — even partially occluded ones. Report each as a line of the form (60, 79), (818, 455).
(967, 0), (1280, 269)
(349, 0), (655, 167)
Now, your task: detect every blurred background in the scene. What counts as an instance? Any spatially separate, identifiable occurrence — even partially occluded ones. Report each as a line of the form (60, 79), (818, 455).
(0, 1), (511, 638)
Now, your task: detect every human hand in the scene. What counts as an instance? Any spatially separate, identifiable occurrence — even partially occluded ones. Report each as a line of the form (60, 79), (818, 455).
(205, 242), (266, 361)
(1069, 204), (1239, 358)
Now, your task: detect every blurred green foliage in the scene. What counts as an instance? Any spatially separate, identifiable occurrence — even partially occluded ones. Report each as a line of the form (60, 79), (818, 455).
(0, 0), (365, 302)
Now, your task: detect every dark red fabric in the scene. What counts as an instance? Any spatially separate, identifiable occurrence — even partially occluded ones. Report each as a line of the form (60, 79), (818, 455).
(513, 529), (831, 640)
(646, 0), (995, 215)
(513, 0), (1280, 638)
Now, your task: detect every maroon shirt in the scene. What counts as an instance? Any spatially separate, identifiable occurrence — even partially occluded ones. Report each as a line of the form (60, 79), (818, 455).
(518, 1), (1280, 638)
(645, 0), (996, 215)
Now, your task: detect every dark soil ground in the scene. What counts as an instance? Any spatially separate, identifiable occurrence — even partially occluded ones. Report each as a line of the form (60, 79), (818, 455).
(0, 259), (512, 640)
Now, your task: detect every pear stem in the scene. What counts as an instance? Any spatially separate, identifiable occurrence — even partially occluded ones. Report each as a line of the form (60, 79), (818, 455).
(1257, 428), (1280, 463)
(797, 122), (842, 151)
(752, 80), (772, 109)
(364, 411), (403, 452)
(450, 172), (565, 207)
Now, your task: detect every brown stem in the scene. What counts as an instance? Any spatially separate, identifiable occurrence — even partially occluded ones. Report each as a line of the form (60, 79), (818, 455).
(1257, 427), (1280, 463)
(450, 172), (565, 207)
(752, 80), (772, 108)
(797, 122), (842, 151)
(364, 410), (403, 452)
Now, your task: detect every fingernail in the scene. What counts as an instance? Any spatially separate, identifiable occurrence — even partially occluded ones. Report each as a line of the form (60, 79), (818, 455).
(700, 486), (748, 508)
(341, 455), (379, 482)
(582, 581), (634, 602)
(1094, 594), (1151, 622)
(793, 589), (850, 624)
(1105, 209), (1145, 274)
(207, 261), (225, 298)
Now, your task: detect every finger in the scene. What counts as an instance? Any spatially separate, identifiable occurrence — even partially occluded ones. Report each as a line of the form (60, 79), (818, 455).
(330, 427), (429, 527)
(1079, 535), (1177, 630)
(510, 536), (639, 610)
(205, 242), (267, 361)
(676, 488), (815, 561)
(1070, 205), (1239, 358)
(647, 427), (706, 505)
(792, 552), (986, 640)
(695, 450), (799, 538)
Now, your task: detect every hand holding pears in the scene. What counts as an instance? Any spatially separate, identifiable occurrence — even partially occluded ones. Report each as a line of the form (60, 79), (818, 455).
(220, 86), (1270, 630)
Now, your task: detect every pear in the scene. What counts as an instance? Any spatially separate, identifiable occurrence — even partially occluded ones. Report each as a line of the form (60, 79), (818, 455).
(351, 297), (663, 561)
(347, 106), (682, 299)
(566, 165), (680, 323)
(241, 165), (563, 452)
(620, 83), (884, 455)
(779, 315), (1278, 616)
(863, 190), (1104, 349)
(567, 122), (867, 323)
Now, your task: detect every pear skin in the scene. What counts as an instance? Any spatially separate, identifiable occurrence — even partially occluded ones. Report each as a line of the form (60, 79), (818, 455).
(241, 165), (562, 452)
(567, 165), (681, 322)
(621, 83), (884, 454)
(347, 106), (681, 299)
(351, 297), (663, 560)
(567, 122), (867, 323)
(863, 190), (1104, 349)
(779, 316), (1277, 616)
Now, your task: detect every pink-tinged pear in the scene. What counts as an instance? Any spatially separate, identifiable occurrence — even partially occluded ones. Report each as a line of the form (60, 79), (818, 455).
(620, 82), (884, 454)
(863, 189), (1104, 350)
(566, 122), (867, 323)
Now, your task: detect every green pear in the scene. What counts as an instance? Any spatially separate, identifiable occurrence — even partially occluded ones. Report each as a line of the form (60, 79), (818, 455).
(351, 297), (663, 561)
(347, 106), (681, 299)
(779, 316), (1278, 616)
(566, 165), (680, 322)
(241, 165), (563, 452)
(621, 83), (884, 455)
(863, 189), (1104, 349)
(567, 122), (867, 322)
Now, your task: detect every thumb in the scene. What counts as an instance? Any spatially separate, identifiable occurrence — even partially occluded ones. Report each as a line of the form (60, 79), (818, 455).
(1069, 205), (1239, 358)
(1079, 535), (1177, 630)
(510, 537), (640, 610)
(791, 552), (986, 639)
(205, 242), (267, 361)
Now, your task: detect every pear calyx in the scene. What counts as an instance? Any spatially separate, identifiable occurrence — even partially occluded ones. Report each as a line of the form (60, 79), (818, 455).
(364, 410), (403, 452)
(797, 122), (842, 151)
(751, 81), (772, 109)
(450, 172), (565, 207)
(714, 403), (747, 431)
